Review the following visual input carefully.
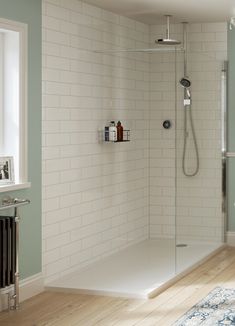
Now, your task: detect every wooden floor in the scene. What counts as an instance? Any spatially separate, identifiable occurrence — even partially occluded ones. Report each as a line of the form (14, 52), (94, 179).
(1, 246), (235, 326)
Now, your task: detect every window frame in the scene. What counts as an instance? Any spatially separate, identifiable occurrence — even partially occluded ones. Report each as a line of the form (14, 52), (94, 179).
(0, 18), (29, 190)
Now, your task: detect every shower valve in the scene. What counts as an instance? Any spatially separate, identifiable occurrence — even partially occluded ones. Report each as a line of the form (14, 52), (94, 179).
(163, 120), (172, 129)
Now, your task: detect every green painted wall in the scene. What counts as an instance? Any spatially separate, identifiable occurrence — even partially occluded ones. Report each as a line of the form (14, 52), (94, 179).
(228, 26), (235, 231)
(0, 0), (41, 279)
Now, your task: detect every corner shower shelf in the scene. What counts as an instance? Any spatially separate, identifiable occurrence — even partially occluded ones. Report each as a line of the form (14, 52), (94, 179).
(104, 130), (130, 143)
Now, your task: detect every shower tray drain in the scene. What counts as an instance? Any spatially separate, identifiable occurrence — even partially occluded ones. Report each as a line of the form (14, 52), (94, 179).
(176, 244), (188, 247)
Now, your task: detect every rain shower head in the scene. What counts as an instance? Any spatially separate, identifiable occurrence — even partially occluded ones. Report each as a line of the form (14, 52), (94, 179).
(157, 38), (181, 45)
(156, 15), (181, 46)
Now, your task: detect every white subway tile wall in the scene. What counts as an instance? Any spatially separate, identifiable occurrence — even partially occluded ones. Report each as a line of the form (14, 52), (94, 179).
(42, 0), (227, 282)
(42, 0), (150, 282)
(149, 23), (227, 242)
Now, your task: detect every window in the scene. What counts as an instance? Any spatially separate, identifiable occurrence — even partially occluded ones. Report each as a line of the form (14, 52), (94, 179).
(0, 18), (29, 190)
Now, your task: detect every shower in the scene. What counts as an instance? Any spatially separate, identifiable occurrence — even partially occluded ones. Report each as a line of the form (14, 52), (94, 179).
(156, 17), (199, 177)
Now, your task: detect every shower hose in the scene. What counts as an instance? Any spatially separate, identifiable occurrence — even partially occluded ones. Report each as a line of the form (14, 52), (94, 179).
(182, 98), (199, 177)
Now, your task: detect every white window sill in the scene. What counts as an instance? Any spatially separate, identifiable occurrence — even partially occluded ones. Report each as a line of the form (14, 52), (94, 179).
(0, 182), (31, 193)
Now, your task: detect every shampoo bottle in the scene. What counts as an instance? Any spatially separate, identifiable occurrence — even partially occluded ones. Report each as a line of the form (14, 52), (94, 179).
(105, 126), (109, 141)
(109, 121), (117, 141)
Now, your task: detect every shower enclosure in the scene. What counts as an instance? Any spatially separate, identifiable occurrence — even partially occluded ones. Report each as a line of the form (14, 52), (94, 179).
(46, 21), (226, 298)
(149, 21), (225, 286)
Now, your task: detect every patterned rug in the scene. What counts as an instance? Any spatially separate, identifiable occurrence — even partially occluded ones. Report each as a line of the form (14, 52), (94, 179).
(173, 287), (235, 325)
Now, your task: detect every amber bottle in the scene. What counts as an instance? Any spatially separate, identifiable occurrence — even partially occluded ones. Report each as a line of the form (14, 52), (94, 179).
(117, 121), (123, 141)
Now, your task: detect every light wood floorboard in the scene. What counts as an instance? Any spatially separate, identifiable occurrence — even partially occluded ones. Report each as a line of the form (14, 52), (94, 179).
(0, 246), (235, 326)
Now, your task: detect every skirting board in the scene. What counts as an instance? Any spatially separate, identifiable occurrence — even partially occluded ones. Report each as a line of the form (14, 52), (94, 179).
(227, 232), (235, 246)
(0, 272), (44, 312)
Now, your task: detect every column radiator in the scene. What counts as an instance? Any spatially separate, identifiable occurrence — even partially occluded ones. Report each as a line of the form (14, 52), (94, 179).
(0, 217), (16, 289)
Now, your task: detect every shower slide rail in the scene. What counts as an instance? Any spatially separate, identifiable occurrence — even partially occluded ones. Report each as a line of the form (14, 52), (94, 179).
(0, 197), (30, 311)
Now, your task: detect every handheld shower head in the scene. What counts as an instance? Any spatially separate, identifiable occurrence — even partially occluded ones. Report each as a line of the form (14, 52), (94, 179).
(180, 77), (191, 98)
(180, 77), (191, 88)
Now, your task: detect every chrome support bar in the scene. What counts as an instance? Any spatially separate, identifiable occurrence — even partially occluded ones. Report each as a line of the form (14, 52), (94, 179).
(0, 197), (30, 211)
(13, 206), (20, 310)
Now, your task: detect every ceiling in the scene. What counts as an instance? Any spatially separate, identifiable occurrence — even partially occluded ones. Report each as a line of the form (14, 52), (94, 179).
(83, 0), (235, 25)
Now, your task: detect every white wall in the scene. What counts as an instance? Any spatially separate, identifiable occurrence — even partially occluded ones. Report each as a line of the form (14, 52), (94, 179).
(149, 22), (227, 242)
(42, 0), (150, 283)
